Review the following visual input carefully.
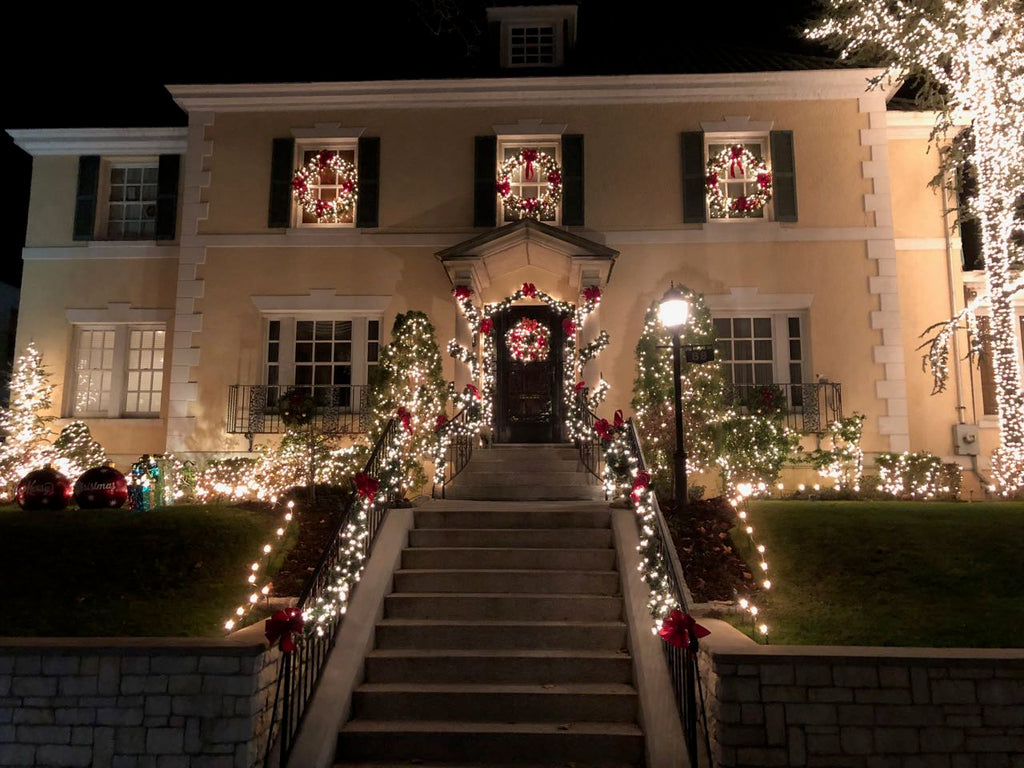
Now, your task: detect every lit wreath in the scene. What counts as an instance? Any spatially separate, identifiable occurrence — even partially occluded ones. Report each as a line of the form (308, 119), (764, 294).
(279, 388), (315, 427)
(496, 149), (563, 220)
(292, 151), (359, 223)
(705, 145), (773, 218)
(505, 318), (550, 363)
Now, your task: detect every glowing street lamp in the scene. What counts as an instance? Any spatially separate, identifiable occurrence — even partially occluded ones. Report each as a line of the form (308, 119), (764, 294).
(659, 283), (691, 505)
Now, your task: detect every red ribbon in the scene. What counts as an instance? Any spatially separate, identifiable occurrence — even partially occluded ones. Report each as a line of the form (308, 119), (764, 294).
(265, 608), (305, 653)
(575, 381), (587, 393)
(757, 170), (772, 189)
(594, 418), (614, 440)
(480, 318), (493, 335)
(496, 179), (511, 197)
(614, 409), (624, 428)
(706, 172), (719, 188)
(521, 283), (537, 298)
(353, 472), (379, 501)
(547, 169), (561, 187)
(435, 414), (449, 432)
(658, 608), (710, 652)
(583, 286), (602, 304)
(317, 150), (335, 165)
(453, 285), (472, 301)
(521, 198), (539, 213)
(521, 148), (538, 180)
(396, 407), (413, 434)
(729, 145), (745, 178)
(562, 317), (576, 336)
(465, 384), (481, 400)
(631, 470), (651, 505)
(292, 177), (307, 194)
(731, 196), (750, 213)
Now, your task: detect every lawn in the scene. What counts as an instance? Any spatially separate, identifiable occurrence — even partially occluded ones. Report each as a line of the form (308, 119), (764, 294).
(0, 503), (296, 637)
(728, 501), (1024, 647)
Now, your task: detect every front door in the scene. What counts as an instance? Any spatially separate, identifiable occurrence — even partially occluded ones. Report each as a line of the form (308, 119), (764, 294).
(495, 306), (563, 443)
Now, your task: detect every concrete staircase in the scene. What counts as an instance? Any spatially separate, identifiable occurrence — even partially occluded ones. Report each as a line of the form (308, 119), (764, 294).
(442, 443), (604, 501)
(334, 500), (644, 767)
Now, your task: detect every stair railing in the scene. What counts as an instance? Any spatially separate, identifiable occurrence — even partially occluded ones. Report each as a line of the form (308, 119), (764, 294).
(432, 407), (473, 499)
(263, 418), (401, 768)
(573, 389), (605, 483)
(623, 417), (713, 767)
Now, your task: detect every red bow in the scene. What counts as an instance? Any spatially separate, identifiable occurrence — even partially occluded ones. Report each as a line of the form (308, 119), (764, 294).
(465, 384), (481, 400)
(496, 179), (511, 197)
(631, 470), (651, 505)
(435, 414), (449, 432)
(757, 170), (772, 190)
(292, 177), (308, 194)
(265, 608), (305, 653)
(480, 318), (493, 335)
(729, 145), (745, 178)
(583, 286), (602, 304)
(521, 198), (540, 212)
(594, 418), (614, 440)
(575, 381), (587, 393)
(396, 407), (412, 434)
(658, 609), (710, 652)
(705, 172), (719, 188)
(317, 150), (335, 165)
(521, 148), (538, 180)
(453, 285), (472, 300)
(731, 196), (751, 213)
(547, 170), (562, 187)
(353, 472), (379, 501)
(341, 180), (355, 194)
(614, 409), (624, 428)
(521, 283), (537, 298)
(562, 317), (576, 336)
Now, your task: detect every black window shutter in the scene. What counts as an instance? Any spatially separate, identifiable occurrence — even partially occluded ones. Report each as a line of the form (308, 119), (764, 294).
(770, 130), (798, 222)
(561, 134), (584, 226)
(681, 132), (707, 224)
(474, 136), (497, 227)
(73, 156), (101, 241)
(357, 137), (381, 228)
(268, 138), (295, 228)
(155, 154), (180, 241)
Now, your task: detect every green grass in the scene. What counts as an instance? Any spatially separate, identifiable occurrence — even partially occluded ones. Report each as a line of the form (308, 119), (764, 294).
(0, 503), (291, 637)
(728, 501), (1024, 647)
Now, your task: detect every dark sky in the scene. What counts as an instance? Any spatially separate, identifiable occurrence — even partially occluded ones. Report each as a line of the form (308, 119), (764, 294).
(1, 0), (826, 288)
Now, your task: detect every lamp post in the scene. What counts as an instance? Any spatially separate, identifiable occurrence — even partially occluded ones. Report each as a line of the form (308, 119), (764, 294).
(658, 284), (691, 506)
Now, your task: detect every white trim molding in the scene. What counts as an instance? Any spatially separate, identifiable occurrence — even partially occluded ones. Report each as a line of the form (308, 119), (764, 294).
(700, 116), (775, 134)
(24, 244), (178, 261)
(885, 109), (971, 141)
(66, 303), (173, 324)
(251, 291), (391, 315)
(492, 119), (568, 136)
(291, 123), (366, 139)
(6, 127), (188, 157)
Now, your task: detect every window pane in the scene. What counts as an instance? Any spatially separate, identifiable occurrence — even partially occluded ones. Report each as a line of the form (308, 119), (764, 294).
(788, 317), (801, 337)
(295, 367), (312, 386)
(314, 367), (332, 386)
(789, 340), (802, 360)
(754, 364), (774, 384)
(753, 318), (772, 337)
(296, 321), (313, 341)
(335, 321), (352, 340)
(334, 343), (351, 363)
(368, 320), (379, 340)
(734, 340), (752, 360)
(314, 342), (332, 362)
(315, 321), (333, 340)
(295, 343), (312, 363)
(733, 318), (751, 338)
(754, 340), (773, 360)
(268, 320), (280, 341)
(713, 318), (732, 338)
(333, 366), (352, 386)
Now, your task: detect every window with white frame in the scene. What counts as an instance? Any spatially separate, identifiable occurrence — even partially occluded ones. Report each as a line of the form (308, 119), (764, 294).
(295, 144), (358, 226)
(713, 313), (806, 407)
(498, 139), (561, 224)
(706, 137), (771, 220)
(265, 317), (380, 408)
(71, 324), (165, 417)
(105, 164), (158, 239)
(509, 24), (557, 66)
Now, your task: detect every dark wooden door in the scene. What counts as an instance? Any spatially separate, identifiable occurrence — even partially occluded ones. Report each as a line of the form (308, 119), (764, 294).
(495, 306), (564, 443)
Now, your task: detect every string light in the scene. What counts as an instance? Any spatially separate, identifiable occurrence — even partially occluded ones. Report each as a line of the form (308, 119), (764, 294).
(224, 499), (295, 631)
(0, 343), (56, 498)
(874, 451), (961, 499)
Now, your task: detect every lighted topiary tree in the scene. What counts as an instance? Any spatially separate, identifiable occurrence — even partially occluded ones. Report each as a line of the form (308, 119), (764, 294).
(52, 421), (108, 480)
(367, 311), (448, 493)
(0, 343), (55, 498)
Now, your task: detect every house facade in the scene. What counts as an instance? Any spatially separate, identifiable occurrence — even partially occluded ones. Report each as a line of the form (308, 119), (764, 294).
(8, 60), (1021, 490)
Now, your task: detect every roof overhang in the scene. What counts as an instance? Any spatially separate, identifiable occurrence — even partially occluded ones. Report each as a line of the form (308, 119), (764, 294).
(6, 127), (188, 157)
(436, 219), (618, 293)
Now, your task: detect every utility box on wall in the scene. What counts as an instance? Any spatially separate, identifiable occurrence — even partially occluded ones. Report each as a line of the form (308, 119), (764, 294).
(953, 424), (980, 455)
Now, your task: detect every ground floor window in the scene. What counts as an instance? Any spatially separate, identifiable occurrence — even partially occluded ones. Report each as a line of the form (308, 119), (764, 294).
(712, 312), (806, 407)
(71, 324), (165, 417)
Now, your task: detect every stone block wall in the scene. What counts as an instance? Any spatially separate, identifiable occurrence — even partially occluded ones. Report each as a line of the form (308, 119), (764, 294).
(698, 619), (1024, 768)
(0, 630), (280, 768)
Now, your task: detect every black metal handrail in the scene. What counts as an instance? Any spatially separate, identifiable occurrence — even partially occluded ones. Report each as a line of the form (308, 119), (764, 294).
(263, 417), (400, 767)
(227, 384), (369, 437)
(432, 407), (473, 499)
(722, 382), (842, 435)
(573, 389), (605, 482)
(624, 417), (712, 767)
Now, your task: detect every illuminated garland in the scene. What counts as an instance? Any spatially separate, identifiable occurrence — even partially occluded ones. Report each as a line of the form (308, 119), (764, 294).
(496, 149), (562, 220)
(505, 318), (550, 362)
(874, 451), (961, 499)
(224, 499), (295, 632)
(705, 145), (772, 218)
(292, 151), (358, 223)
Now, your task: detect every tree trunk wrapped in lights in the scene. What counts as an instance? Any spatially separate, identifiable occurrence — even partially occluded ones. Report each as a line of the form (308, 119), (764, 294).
(808, 0), (1024, 494)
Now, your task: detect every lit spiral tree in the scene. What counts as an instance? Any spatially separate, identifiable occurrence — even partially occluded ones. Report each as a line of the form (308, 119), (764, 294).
(0, 343), (55, 499)
(51, 421), (108, 480)
(807, 1), (1024, 494)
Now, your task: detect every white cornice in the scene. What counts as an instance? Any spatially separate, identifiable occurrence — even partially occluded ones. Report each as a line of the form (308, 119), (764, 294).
(167, 70), (891, 113)
(6, 128), (187, 157)
(885, 110), (971, 140)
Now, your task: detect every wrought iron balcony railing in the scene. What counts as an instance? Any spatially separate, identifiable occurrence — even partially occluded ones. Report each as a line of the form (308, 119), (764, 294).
(722, 382), (843, 435)
(227, 384), (369, 439)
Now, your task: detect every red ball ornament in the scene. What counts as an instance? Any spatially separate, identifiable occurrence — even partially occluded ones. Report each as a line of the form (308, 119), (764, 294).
(16, 467), (73, 511)
(74, 465), (129, 509)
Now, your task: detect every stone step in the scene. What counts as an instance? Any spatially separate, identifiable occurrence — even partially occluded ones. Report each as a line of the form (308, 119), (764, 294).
(373, 619), (628, 651)
(351, 682), (638, 723)
(414, 509), (610, 530)
(393, 569), (620, 595)
(442, 484), (606, 502)
(408, 527), (614, 549)
(363, 649), (634, 685)
(451, 471), (595, 487)
(384, 593), (623, 621)
(401, 547), (616, 571)
(336, 762), (638, 768)
(458, 458), (581, 473)
(336, 720), (644, 764)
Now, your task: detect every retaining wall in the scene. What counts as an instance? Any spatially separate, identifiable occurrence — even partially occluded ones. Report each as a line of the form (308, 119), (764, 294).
(699, 619), (1024, 767)
(0, 626), (279, 768)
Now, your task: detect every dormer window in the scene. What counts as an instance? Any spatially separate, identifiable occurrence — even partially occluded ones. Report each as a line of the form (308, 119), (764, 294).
(488, 5), (577, 70)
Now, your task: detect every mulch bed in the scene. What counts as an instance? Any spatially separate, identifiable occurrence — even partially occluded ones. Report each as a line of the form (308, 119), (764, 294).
(660, 496), (757, 603)
(270, 485), (353, 597)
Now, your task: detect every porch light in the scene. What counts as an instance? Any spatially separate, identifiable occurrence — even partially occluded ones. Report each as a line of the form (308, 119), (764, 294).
(658, 284), (690, 329)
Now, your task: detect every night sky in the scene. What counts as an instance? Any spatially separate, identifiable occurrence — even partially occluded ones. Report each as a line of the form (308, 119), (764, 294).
(1, 0), (827, 289)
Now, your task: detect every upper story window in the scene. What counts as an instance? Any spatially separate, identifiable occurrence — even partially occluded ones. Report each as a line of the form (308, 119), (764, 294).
(487, 5), (576, 69)
(498, 139), (561, 224)
(705, 138), (772, 221)
(104, 164), (159, 239)
(293, 144), (358, 227)
(71, 324), (166, 418)
(509, 24), (556, 66)
(72, 154), (179, 242)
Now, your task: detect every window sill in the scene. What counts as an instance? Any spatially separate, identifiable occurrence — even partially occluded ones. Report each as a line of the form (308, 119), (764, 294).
(65, 415), (163, 421)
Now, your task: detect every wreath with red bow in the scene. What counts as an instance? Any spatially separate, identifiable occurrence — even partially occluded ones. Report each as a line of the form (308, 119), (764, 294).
(292, 150), (359, 223)
(279, 389), (315, 427)
(496, 149), (563, 220)
(705, 145), (772, 218)
(506, 318), (550, 363)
